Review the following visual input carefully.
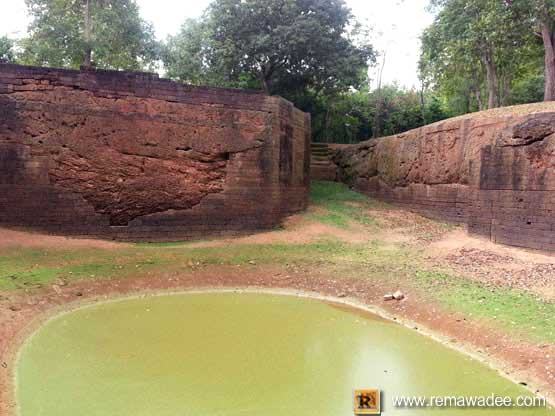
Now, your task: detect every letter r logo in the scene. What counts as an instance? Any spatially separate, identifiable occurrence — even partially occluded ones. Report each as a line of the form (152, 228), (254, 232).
(353, 389), (381, 415)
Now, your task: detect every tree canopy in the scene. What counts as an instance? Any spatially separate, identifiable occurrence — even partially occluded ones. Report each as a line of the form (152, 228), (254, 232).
(505, 0), (555, 100)
(0, 36), (15, 63)
(20, 0), (159, 70)
(161, 18), (213, 86)
(14, 0), (554, 143)
(161, 0), (378, 143)
(163, 0), (375, 97)
(420, 0), (542, 112)
(312, 84), (449, 144)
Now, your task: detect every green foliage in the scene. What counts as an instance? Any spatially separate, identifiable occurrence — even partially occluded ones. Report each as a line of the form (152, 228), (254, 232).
(161, 0), (380, 144)
(310, 181), (369, 205)
(420, 0), (542, 114)
(415, 270), (555, 342)
(163, 0), (375, 97)
(312, 84), (450, 143)
(511, 74), (545, 104)
(20, 0), (159, 70)
(310, 89), (372, 143)
(0, 36), (16, 63)
(209, 0), (375, 95)
(309, 181), (381, 228)
(421, 0), (544, 116)
(161, 19), (213, 86)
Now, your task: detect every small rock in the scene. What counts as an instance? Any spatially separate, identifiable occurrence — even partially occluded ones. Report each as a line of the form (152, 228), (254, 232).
(337, 292), (347, 298)
(51, 284), (62, 295)
(55, 278), (68, 287)
(519, 382), (528, 386)
(1, 362), (7, 369)
(75, 291), (83, 297)
(248, 260), (256, 265)
(8, 305), (20, 312)
(383, 294), (395, 301)
(393, 290), (405, 301)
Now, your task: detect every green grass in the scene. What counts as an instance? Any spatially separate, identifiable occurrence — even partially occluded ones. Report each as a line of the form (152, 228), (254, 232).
(0, 239), (371, 290)
(415, 270), (555, 342)
(309, 181), (384, 228)
(0, 180), (553, 344)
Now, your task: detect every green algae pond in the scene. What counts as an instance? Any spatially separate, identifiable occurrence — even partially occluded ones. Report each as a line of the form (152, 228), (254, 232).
(16, 292), (551, 415)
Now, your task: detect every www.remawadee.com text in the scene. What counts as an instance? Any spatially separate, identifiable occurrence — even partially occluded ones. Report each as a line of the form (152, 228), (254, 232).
(392, 394), (550, 409)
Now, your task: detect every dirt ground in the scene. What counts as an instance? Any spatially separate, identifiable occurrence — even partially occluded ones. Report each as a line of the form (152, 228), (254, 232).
(1, 205), (555, 414)
(428, 228), (555, 300)
(0, 228), (127, 250)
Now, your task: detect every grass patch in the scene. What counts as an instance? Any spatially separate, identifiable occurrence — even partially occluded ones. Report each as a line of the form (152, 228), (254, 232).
(310, 181), (370, 205)
(0, 240), (373, 290)
(415, 270), (555, 342)
(309, 181), (384, 228)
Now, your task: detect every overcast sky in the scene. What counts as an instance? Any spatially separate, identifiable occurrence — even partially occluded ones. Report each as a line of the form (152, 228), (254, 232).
(0, 0), (434, 89)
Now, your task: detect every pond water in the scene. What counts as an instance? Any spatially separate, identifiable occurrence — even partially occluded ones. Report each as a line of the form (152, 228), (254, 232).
(16, 292), (550, 415)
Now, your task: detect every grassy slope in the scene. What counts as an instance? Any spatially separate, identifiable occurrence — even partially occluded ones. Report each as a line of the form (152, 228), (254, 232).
(0, 181), (553, 342)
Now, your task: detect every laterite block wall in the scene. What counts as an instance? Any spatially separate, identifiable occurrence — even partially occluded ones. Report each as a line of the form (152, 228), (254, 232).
(334, 106), (555, 251)
(0, 64), (310, 241)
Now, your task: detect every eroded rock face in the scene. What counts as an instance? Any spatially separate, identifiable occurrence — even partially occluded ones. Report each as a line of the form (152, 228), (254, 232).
(334, 107), (555, 251)
(0, 64), (311, 239)
(11, 88), (272, 225)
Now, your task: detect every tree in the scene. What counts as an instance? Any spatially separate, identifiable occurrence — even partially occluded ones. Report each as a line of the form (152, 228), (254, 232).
(162, 19), (206, 85)
(161, 18), (228, 86)
(163, 0), (375, 97)
(420, 22), (485, 114)
(422, 0), (533, 110)
(20, 0), (159, 70)
(536, 2), (555, 100)
(0, 36), (15, 63)
(310, 84), (449, 143)
(373, 52), (386, 138)
(505, 0), (555, 101)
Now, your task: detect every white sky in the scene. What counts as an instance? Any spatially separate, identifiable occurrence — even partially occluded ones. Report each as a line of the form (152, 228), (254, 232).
(0, 0), (434, 89)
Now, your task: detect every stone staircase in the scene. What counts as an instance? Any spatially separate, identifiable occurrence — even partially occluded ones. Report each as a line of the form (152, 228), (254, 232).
(310, 143), (338, 181)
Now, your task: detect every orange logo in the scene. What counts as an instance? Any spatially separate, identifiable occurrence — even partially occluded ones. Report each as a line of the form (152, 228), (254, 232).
(354, 389), (381, 415)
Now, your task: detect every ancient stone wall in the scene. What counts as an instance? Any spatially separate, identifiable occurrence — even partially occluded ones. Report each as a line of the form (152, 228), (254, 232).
(334, 105), (555, 251)
(0, 64), (310, 241)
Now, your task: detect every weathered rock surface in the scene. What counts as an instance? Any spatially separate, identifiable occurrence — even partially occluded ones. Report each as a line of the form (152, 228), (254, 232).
(0, 64), (310, 240)
(334, 105), (555, 251)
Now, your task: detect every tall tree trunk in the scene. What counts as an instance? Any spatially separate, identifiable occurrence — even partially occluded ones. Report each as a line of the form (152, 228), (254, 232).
(260, 76), (270, 95)
(500, 74), (511, 106)
(83, 0), (92, 68)
(373, 52), (386, 139)
(541, 19), (555, 101)
(482, 48), (499, 109)
(419, 79), (426, 125)
(475, 88), (484, 111)
(324, 107), (330, 143)
(257, 63), (273, 95)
